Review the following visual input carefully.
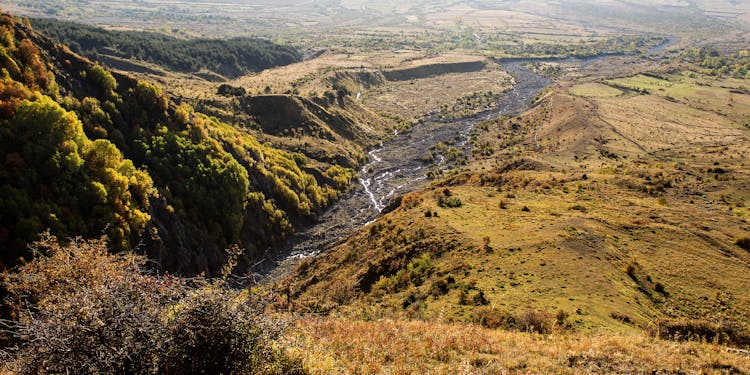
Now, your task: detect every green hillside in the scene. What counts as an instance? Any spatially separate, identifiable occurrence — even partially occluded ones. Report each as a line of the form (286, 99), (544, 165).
(0, 13), (355, 274)
(30, 18), (301, 78)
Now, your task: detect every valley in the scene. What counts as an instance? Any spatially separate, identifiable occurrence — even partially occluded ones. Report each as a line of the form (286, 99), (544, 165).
(269, 59), (554, 275)
(1, 0), (750, 373)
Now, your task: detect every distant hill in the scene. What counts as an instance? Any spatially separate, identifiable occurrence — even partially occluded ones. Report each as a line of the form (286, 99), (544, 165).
(30, 18), (301, 78)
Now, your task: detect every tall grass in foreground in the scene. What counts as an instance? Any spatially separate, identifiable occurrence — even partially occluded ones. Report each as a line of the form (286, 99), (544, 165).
(0, 233), (304, 375)
(285, 317), (750, 374)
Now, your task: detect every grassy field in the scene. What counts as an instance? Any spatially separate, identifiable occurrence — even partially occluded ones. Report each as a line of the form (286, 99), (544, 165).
(284, 317), (750, 374)
(363, 60), (512, 120)
(605, 73), (750, 124)
(284, 161), (750, 330)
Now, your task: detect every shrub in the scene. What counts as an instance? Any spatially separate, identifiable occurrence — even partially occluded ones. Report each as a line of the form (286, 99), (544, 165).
(405, 253), (434, 287)
(569, 204), (587, 212)
(626, 262), (637, 281)
(88, 64), (117, 93)
(458, 288), (469, 305)
(516, 310), (553, 334)
(401, 291), (426, 310)
(0, 233), (304, 374)
(472, 290), (489, 306)
(610, 311), (633, 324)
(654, 282), (668, 296)
(481, 236), (492, 253)
(374, 254), (435, 295)
(473, 307), (514, 329)
(438, 195), (463, 208)
(428, 278), (448, 296)
(160, 288), (301, 375)
(736, 237), (750, 252)
(217, 83), (247, 97)
(653, 319), (750, 348)
(555, 310), (571, 328)
(401, 193), (422, 209)
(473, 308), (560, 333)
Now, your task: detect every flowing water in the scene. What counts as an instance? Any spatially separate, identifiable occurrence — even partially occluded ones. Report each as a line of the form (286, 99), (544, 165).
(260, 42), (679, 275)
(258, 60), (551, 275)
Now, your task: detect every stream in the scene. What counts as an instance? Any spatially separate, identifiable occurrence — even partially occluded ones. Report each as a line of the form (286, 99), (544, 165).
(261, 40), (678, 276)
(259, 60), (551, 276)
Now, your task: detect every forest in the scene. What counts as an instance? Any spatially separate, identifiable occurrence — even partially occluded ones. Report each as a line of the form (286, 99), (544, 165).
(681, 47), (750, 78)
(0, 14), (351, 274)
(30, 18), (301, 78)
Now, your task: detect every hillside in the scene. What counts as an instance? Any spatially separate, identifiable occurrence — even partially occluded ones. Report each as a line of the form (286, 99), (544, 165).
(281, 53), (750, 339)
(0, 13), (379, 275)
(30, 18), (301, 79)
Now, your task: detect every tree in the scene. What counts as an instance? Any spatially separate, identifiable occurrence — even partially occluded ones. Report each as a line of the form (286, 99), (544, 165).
(88, 64), (117, 92)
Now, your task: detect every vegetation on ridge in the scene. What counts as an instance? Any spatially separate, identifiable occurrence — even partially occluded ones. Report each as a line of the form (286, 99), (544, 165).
(0, 13), (354, 274)
(31, 18), (301, 78)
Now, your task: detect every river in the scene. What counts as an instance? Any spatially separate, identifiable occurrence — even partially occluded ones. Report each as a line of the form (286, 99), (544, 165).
(258, 60), (551, 276)
(261, 41), (679, 275)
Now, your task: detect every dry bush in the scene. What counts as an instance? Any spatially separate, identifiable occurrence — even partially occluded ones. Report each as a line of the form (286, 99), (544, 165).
(610, 311), (634, 324)
(436, 188), (462, 208)
(516, 309), (554, 334)
(472, 307), (515, 329)
(472, 308), (566, 334)
(653, 318), (750, 348)
(0, 233), (304, 374)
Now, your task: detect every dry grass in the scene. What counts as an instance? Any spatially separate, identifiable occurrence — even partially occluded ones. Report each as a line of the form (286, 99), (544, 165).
(596, 94), (743, 153)
(363, 61), (512, 120)
(606, 73), (750, 125)
(284, 69), (750, 332)
(231, 51), (494, 97)
(569, 82), (623, 98)
(285, 317), (750, 374)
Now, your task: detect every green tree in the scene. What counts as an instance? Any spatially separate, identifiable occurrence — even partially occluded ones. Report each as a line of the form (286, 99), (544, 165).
(88, 64), (117, 93)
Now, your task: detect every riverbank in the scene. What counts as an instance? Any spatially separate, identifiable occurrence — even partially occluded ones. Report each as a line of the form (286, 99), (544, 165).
(259, 59), (553, 276)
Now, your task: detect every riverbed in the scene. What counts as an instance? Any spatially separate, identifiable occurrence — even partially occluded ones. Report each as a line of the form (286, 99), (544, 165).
(259, 34), (687, 276)
(258, 60), (552, 275)
(255, 32), (683, 282)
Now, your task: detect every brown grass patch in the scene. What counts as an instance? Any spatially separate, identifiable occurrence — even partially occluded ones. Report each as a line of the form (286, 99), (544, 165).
(285, 317), (750, 374)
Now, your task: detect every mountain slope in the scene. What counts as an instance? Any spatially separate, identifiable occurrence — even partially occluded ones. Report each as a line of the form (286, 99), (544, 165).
(0, 13), (360, 274)
(30, 18), (301, 79)
(282, 72), (750, 335)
